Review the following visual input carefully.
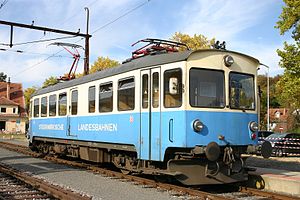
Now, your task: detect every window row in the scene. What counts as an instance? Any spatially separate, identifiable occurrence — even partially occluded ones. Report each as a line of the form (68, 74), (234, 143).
(32, 77), (136, 117)
(32, 69), (183, 118)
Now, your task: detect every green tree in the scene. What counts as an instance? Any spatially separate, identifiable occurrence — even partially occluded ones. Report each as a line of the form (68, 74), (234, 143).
(24, 86), (39, 112)
(90, 56), (120, 73)
(0, 72), (7, 82)
(170, 32), (215, 51)
(257, 75), (281, 129)
(276, 0), (300, 131)
(42, 76), (59, 88)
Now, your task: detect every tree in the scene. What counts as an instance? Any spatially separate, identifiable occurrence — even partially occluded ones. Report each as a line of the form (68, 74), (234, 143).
(276, 0), (300, 131)
(257, 75), (281, 129)
(42, 76), (59, 88)
(89, 56), (120, 73)
(170, 32), (215, 51)
(24, 86), (39, 112)
(0, 72), (7, 82)
(276, 0), (300, 41)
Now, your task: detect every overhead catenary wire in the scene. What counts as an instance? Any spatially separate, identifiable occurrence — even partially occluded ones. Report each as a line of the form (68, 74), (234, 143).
(0, 35), (77, 47)
(60, 0), (99, 26)
(12, 49), (65, 78)
(0, 47), (76, 59)
(0, 0), (9, 10)
(11, 0), (151, 79)
(91, 0), (151, 34)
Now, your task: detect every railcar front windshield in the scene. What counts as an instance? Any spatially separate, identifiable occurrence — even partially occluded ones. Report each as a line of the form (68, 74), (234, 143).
(189, 68), (225, 108)
(229, 73), (255, 110)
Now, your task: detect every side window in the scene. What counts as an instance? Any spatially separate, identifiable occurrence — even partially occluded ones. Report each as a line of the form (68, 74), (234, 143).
(41, 96), (48, 117)
(152, 72), (159, 108)
(118, 78), (135, 111)
(71, 90), (78, 115)
(142, 74), (149, 109)
(49, 94), (57, 117)
(99, 83), (113, 112)
(89, 86), (96, 113)
(164, 69), (182, 108)
(33, 98), (39, 117)
(59, 92), (67, 116)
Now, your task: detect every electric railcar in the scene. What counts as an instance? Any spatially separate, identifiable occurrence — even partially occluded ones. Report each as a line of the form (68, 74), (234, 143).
(28, 39), (269, 185)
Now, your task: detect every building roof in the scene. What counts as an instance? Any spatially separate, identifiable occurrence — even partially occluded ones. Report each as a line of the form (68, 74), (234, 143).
(0, 82), (27, 117)
(0, 96), (19, 106)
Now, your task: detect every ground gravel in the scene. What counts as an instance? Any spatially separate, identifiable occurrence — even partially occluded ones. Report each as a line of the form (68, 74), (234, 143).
(0, 142), (182, 200)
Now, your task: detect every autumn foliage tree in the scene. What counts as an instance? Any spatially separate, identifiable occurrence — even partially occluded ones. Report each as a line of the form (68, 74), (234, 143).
(170, 32), (214, 51)
(90, 56), (120, 73)
(24, 86), (39, 112)
(42, 76), (59, 88)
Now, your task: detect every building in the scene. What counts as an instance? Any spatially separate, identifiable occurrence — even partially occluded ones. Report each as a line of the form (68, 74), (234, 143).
(0, 80), (27, 133)
(268, 108), (289, 132)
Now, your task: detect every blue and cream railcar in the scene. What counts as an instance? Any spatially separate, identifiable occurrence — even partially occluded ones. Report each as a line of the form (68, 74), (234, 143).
(28, 47), (262, 185)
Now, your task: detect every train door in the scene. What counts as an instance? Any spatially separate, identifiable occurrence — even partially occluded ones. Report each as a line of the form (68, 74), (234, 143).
(140, 67), (161, 161)
(67, 88), (78, 137)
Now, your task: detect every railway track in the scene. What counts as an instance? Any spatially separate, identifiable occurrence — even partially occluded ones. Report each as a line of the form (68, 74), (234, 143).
(0, 141), (91, 200)
(0, 167), (55, 200)
(0, 140), (299, 200)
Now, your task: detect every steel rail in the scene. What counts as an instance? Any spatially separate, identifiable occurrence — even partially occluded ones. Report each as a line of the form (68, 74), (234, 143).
(0, 162), (91, 200)
(240, 187), (300, 200)
(2, 141), (300, 200)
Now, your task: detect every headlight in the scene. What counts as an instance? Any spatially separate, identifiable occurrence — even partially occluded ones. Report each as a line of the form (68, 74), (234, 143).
(193, 119), (204, 132)
(224, 55), (234, 67)
(249, 121), (258, 132)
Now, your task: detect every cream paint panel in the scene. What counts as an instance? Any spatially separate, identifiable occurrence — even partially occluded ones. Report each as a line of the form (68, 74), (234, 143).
(186, 51), (259, 113)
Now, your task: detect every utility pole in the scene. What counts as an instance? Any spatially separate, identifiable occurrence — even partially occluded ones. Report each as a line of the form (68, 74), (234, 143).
(84, 7), (90, 75)
(0, 20), (92, 74)
(260, 63), (270, 131)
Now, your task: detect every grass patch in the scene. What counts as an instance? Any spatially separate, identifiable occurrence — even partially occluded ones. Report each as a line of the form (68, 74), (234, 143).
(0, 133), (27, 140)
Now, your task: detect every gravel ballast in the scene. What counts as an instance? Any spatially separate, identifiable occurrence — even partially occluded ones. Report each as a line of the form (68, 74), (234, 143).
(0, 145), (181, 200)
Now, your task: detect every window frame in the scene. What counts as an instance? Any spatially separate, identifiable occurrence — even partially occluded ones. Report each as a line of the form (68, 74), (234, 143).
(1, 107), (6, 113)
(152, 72), (159, 108)
(33, 98), (39, 117)
(49, 94), (57, 117)
(163, 68), (182, 108)
(229, 71), (255, 111)
(41, 96), (48, 117)
(71, 90), (78, 115)
(99, 82), (113, 113)
(118, 77), (135, 111)
(58, 92), (67, 116)
(88, 86), (96, 113)
(189, 68), (225, 109)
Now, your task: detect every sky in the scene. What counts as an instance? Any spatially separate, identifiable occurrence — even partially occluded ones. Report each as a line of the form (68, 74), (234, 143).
(0, 0), (290, 88)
